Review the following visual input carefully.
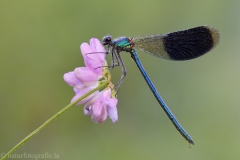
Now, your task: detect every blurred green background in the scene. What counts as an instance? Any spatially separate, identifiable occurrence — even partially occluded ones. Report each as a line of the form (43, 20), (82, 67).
(1, 0), (240, 160)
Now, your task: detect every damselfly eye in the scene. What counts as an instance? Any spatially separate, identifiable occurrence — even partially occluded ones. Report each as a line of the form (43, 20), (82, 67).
(102, 35), (112, 45)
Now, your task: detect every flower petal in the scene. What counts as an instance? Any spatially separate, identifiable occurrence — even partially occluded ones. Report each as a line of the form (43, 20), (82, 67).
(63, 71), (82, 87)
(89, 38), (106, 61)
(101, 89), (111, 100)
(83, 105), (92, 115)
(92, 95), (103, 117)
(74, 67), (100, 86)
(80, 40), (106, 75)
(101, 89), (118, 122)
(80, 43), (96, 62)
(108, 105), (118, 123)
(91, 104), (108, 123)
(83, 55), (104, 75)
(83, 95), (98, 115)
(101, 89), (118, 107)
(71, 87), (99, 105)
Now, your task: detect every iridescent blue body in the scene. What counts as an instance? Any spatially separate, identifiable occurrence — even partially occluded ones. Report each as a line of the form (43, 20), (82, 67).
(102, 26), (220, 145)
(112, 37), (132, 52)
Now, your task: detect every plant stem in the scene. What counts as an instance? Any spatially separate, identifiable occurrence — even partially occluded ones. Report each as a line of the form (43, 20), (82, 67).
(0, 82), (109, 160)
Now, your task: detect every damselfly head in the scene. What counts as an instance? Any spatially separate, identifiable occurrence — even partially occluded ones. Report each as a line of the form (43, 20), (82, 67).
(102, 35), (112, 45)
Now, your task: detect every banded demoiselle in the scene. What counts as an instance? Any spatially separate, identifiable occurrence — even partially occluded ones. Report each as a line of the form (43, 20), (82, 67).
(102, 25), (220, 145)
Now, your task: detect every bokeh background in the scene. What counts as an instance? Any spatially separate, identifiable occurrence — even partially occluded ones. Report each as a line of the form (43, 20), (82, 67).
(0, 0), (239, 160)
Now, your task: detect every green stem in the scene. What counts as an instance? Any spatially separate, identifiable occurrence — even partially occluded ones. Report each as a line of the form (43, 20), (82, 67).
(0, 82), (109, 160)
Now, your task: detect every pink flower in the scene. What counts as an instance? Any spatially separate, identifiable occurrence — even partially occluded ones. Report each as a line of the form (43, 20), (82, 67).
(63, 38), (118, 123)
(84, 89), (118, 123)
(80, 38), (106, 75)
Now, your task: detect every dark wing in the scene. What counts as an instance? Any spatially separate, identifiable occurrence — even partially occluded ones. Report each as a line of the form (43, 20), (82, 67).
(132, 25), (220, 60)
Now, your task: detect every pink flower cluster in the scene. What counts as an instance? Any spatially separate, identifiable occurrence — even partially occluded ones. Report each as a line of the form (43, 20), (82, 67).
(63, 38), (118, 123)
